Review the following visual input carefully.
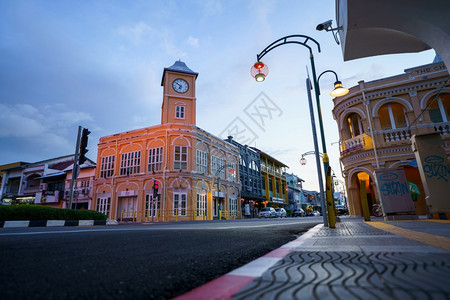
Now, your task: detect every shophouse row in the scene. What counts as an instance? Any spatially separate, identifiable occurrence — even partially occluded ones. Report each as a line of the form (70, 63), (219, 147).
(0, 61), (318, 221)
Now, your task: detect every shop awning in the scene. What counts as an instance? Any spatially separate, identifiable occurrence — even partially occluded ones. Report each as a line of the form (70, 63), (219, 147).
(35, 172), (66, 180)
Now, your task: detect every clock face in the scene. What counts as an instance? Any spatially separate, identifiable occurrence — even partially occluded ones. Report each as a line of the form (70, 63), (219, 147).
(172, 79), (189, 93)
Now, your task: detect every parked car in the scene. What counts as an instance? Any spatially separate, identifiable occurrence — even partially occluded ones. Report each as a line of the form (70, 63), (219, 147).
(275, 208), (287, 218)
(292, 208), (305, 217)
(259, 207), (277, 218)
(336, 205), (348, 215)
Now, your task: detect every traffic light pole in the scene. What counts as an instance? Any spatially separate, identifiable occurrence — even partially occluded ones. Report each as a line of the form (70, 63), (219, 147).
(68, 126), (82, 209)
(152, 181), (159, 222)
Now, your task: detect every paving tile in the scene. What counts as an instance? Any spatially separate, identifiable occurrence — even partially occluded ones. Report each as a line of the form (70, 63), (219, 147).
(231, 219), (450, 300)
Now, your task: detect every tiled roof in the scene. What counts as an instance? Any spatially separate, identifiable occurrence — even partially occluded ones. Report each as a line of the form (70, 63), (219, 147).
(49, 160), (74, 170)
(161, 60), (198, 86)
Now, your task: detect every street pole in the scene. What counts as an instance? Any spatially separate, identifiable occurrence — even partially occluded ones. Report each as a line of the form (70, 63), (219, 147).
(68, 126), (82, 209)
(217, 176), (220, 219)
(310, 56), (337, 228)
(309, 53), (330, 178)
(214, 164), (226, 220)
(252, 35), (347, 228)
(306, 78), (329, 227)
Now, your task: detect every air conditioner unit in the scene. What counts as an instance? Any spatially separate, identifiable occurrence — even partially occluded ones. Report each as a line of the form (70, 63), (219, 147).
(40, 183), (48, 191)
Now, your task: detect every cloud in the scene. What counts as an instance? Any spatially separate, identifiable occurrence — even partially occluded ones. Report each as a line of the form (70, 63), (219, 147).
(0, 103), (92, 138)
(0, 104), (45, 137)
(0, 102), (97, 163)
(162, 38), (187, 58)
(199, 0), (223, 16)
(249, 0), (274, 42)
(117, 22), (155, 45)
(116, 22), (158, 47)
(187, 36), (199, 48)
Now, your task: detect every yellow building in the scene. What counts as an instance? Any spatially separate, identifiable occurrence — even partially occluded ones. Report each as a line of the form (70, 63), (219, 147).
(251, 148), (288, 208)
(333, 59), (449, 217)
(92, 61), (240, 222)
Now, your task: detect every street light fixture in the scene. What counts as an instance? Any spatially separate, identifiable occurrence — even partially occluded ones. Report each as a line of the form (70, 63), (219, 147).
(300, 151), (323, 166)
(317, 69), (349, 97)
(251, 61), (269, 82)
(252, 35), (348, 228)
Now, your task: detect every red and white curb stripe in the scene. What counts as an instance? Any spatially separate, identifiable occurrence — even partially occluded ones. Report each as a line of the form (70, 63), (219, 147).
(174, 223), (323, 300)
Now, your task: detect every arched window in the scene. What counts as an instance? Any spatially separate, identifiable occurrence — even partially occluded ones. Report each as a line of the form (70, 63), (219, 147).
(345, 113), (362, 139)
(428, 93), (449, 123)
(378, 103), (408, 130)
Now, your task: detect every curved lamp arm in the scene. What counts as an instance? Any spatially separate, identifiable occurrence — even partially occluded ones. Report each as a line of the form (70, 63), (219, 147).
(256, 34), (321, 62)
(317, 70), (349, 97)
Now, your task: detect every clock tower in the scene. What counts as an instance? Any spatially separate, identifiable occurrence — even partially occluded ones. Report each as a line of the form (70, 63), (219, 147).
(161, 61), (198, 125)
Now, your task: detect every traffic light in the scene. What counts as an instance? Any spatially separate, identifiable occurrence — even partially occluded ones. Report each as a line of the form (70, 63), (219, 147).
(153, 180), (159, 197)
(78, 128), (91, 165)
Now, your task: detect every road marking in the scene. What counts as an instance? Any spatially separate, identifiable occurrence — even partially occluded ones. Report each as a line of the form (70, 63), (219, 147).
(173, 223), (323, 300)
(213, 221), (319, 229)
(367, 221), (450, 252)
(0, 220), (321, 236)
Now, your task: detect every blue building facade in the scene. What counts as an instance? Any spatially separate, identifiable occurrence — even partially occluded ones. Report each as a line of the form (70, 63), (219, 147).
(225, 136), (266, 217)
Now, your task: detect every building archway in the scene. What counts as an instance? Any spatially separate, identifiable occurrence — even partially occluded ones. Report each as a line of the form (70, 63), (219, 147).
(348, 170), (377, 216)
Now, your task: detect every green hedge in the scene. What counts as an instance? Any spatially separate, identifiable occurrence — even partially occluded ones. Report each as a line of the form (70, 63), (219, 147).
(0, 205), (107, 221)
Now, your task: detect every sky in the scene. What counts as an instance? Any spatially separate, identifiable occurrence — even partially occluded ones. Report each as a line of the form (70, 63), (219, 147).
(0, 0), (436, 192)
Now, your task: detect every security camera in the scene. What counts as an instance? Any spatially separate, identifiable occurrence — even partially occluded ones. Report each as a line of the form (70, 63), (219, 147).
(316, 20), (333, 31)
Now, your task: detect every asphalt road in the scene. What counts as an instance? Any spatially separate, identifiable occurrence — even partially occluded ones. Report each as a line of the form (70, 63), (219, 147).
(0, 218), (321, 300)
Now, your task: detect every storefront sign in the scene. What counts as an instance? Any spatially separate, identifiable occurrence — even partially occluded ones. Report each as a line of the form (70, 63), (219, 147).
(119, 190), (137, 197)
(271, 197), (284, 204)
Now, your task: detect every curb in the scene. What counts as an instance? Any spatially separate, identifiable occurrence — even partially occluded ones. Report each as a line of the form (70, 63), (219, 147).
(174, 223), (323, 300)
(0, 219), (117, 228)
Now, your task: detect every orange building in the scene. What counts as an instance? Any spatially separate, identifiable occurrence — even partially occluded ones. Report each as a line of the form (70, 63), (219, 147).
(92, 61), (240, 222)
(333, 59), (449, 217)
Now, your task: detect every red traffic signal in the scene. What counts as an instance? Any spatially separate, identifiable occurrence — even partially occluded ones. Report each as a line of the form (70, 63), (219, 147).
(153, 180), (159, 197)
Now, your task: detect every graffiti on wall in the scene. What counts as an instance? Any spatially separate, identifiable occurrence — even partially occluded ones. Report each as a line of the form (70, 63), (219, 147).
(423, 155), (450, 182)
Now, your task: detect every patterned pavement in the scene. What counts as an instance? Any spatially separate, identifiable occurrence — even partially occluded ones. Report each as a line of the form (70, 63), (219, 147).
(232, 219), (450, 300)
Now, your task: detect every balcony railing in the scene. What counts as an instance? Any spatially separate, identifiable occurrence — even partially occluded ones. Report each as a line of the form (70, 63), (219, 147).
(375, 128), (412, 142)
(432, 122), (450, 135)
(341, 134), (367, 155)
(340, 122), (450, 158)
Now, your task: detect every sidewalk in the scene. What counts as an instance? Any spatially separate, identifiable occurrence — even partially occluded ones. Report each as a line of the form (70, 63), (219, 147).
(176, 217), (450, 300)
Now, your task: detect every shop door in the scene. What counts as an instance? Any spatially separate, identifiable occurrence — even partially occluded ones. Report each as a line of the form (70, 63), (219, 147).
(117, 196), (137, 220)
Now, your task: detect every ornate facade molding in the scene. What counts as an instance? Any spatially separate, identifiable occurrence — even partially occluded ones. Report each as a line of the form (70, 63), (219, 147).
(334, 78), (448, 117)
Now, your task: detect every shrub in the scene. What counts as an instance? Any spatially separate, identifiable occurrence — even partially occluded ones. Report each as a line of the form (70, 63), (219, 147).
(0, 205), (107, 221)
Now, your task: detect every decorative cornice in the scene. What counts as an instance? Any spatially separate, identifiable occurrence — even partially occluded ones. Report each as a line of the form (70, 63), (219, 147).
(341, 145), (415, 169)
(334, 78), (448, 117)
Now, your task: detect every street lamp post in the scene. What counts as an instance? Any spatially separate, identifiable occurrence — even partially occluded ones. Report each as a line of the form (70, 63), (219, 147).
(305, 77), (329, 226)
(214, 164), (235, 220)
(300, 151), (323, 166)
(214, 165), (225, 219)
(251, 35), (349, 228)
